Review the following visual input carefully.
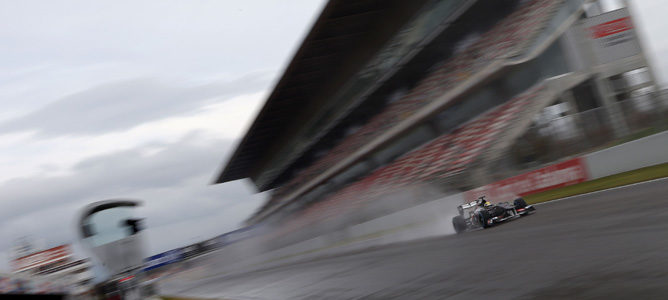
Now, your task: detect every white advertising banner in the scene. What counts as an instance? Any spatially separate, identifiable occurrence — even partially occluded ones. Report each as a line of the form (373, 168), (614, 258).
(12, 245), (72, 272)
(582, 8), (642, 65)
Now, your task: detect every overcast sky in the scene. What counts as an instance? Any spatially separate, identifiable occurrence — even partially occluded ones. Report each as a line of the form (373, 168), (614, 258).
(0, 0), (328, 271)
(0, 0), (665, 272)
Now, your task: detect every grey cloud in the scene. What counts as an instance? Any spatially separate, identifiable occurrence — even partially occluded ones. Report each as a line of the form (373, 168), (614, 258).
(0, 72), (271, 136)
(0, 133), (226, 219)
(0, 133), (264, 256)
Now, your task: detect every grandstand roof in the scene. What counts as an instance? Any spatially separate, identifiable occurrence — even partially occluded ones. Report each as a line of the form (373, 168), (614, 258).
(242, 0), (571, 223)
(216, 0), (429, 185)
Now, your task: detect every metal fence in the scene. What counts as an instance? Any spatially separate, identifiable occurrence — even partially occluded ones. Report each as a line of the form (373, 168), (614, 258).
(490, 92), (668, 179)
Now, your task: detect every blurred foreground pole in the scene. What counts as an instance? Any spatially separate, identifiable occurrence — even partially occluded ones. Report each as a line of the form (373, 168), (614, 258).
(77, 200), (151, 300)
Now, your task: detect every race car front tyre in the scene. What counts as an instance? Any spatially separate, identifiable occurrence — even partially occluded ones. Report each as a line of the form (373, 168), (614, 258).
(477, 210), (492, 228)
(452, 216), (467, 234)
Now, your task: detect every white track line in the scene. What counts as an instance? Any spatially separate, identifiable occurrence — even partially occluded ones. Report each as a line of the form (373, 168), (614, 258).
(534, 176), (668, 206)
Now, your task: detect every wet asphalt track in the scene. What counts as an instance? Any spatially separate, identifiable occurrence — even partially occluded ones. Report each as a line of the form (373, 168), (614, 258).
(160, 178), (668, 299)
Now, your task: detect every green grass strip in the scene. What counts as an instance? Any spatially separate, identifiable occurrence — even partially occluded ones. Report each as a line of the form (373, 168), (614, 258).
(524, 162), (668, 204)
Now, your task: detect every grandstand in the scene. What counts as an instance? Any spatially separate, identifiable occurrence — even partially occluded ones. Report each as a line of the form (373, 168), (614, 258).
(216, 0), (664, 246)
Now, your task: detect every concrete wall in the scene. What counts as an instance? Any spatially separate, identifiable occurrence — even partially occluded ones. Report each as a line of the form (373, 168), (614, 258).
(584, 130), (668, 179)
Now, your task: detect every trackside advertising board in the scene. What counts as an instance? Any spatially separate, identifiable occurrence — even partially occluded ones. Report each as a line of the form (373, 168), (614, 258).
(582, 8), (642, 65)
(143, 249), (183, 271)
(12, 245), (72, 272)
(465, 157), (588, 203)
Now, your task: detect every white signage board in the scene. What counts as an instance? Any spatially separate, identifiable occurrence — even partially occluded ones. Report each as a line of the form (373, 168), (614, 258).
(581, 8), (642, 65)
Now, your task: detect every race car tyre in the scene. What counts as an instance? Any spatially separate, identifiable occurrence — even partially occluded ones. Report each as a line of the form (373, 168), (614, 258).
(514, 198), (528, 209)
(452, 216), (467, 234)
(477, 210), (491, 228)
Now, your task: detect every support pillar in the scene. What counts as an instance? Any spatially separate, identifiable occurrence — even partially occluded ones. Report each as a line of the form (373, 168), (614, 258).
(592, 75), (630, 138)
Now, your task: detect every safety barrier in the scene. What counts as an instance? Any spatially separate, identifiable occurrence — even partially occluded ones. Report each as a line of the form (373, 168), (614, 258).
(584, 130), (668, 180)
(467, 130), (668, 202)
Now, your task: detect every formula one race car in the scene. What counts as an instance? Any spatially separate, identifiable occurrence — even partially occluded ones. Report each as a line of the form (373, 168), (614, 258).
(452, 196), (535, 233)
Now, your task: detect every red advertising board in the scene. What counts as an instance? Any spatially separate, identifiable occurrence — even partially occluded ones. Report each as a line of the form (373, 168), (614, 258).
(581, 8), (641, 65)
(465, 157), (588, 203)
(588, 16), (632, 39)
(12, 245), (71, 272)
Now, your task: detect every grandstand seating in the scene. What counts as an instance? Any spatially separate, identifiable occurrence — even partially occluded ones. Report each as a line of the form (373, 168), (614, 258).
(269, 84), (545, 240)
(268, 0), (562, 215)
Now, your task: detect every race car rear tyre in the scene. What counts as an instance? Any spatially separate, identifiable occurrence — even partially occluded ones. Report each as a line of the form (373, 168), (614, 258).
(452, 216), (467, 234)
(477, 210), (491, 228)
(514, 198), (528, 209)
